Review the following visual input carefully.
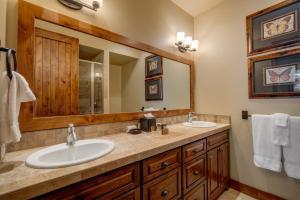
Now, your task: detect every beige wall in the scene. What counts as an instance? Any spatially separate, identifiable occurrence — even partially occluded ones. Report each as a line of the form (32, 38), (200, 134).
(109, 64), (122, 113)
(194, 0), (300, 199)
(6, 0), (193, 59)
(0, 0), (7, 72)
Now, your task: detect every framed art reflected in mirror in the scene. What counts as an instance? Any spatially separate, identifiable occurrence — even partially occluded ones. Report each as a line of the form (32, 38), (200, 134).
(246, 0), (300, 55)
(248, 48), (300, 98)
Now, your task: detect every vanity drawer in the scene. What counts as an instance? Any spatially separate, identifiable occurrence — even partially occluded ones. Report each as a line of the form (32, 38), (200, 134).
(142, 148), (181, 183)
(183, 181), (207, 200)
(183, 154), (206, 194)
(99, 187), (141, 200)
(143, 168), (181, 200)
(35, 163), (140, 200)
(207, 131), (228, 150)
(182, 139), (206, 163)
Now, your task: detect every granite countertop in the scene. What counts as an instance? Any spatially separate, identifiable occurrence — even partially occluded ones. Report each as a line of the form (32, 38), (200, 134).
(0, 123), (230, 200)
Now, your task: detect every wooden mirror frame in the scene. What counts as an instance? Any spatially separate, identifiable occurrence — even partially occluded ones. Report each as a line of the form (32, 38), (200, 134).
(18, 0), (195, 132)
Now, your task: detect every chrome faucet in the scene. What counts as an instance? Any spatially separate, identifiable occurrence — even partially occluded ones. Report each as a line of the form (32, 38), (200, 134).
(188, 112), (194, 123)
(67, 124), (77, 146)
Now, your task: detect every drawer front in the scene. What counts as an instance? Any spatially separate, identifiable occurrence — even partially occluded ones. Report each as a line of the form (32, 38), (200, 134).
(36, 163), (140, 200)
(105, 187), (141, 200)
(207, 131), (228, 150)
(143, 168), (181, 200)
(183, 181), (207, 200)
(183, 154), (206, 194)
(183, 139), (206, 163)
(143, 148), (181, 183)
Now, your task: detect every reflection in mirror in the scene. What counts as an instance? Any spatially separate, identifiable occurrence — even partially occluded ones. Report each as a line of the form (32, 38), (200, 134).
(33, 19), (190, 117)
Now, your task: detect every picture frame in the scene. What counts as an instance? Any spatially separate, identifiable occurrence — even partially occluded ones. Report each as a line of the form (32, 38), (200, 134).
(248, 48), (300, 98)
(145, 77), (163, 101)
(246, 0), (300, 56)
(145, 55), (163, 78)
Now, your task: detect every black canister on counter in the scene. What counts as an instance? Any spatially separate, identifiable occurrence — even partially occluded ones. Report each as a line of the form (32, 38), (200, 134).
(140, 117), (156, 132)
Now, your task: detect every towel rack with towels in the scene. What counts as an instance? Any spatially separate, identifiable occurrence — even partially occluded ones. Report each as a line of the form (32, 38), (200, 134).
(0, 47), (17, 80)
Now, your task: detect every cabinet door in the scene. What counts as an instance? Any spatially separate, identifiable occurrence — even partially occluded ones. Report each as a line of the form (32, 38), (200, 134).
(207, 148), (219, 200)
(218, 142), (229, 189)
(183, 181), (206, 200)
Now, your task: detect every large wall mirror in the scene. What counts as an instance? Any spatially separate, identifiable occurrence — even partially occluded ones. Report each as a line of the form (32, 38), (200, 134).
(18, 1), (194, 131)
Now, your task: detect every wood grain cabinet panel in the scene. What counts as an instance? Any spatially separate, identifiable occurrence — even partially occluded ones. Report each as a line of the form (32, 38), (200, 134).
(35, 163), (140, 200)
(143, 168), (181, 200)
(183, 154), (206, 194)
(142, 148), (181, 183)
(207, 148), (219, 200)
(34, 28), (79, 117)
(207, 142), (229, 200)
(207, 131), (228, 150)
(182, 139), (206, 163)
(99, 187), (141, 200)
(183, 181), (207, 200)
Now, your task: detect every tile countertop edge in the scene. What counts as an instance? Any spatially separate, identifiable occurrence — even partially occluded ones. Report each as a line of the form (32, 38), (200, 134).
(0, 123), (230, 200)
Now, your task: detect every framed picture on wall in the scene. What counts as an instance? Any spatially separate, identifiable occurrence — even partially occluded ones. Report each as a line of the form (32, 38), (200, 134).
(248, 48), (300, 98)
(145, 55), (163, 78)
(246, 0), (300, 55)
(145, 77), (163, 100)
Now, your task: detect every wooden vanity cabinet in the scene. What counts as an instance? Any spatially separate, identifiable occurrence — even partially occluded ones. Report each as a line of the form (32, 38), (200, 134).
(207, 132), (229, 200)
(33, 130), (229, 200)
(34, 163), (140, 200)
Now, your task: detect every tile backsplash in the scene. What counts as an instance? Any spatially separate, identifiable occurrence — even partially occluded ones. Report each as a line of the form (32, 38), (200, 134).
(7, 114), (230, 152)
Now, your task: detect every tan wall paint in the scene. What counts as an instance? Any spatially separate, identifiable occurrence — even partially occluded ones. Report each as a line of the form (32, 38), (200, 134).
(194, 0), (300, 199)
(109, 64), (122, 113)
(6, 0), (193, 59)
(0, 0), (7, 72)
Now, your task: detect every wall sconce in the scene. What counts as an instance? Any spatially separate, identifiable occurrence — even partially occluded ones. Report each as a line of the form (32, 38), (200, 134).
(58, 0), (103, 11)
(175, 32), (198, 53)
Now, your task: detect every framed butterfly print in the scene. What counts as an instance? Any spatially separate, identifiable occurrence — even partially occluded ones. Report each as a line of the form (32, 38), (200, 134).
(145, 77), (163, 101)
(248, 48), (300, 98)
(246, 0), (300, 55)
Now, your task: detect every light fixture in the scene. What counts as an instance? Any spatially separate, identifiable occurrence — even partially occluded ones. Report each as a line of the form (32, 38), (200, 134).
(175, 32), (198, 53)
(57, 0), (103, 11)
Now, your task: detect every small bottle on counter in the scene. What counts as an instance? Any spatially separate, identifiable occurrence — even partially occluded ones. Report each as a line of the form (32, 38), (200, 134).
(157, 123), (168, 135)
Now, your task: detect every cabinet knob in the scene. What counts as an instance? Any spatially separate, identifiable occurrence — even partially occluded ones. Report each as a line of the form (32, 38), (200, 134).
(194, 170), (200, 175)
(161, 190), (169, 197)
(161, 161), (169, 169)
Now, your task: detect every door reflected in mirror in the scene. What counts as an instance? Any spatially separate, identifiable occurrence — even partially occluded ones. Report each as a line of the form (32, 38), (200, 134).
(33, 19), (190, 117)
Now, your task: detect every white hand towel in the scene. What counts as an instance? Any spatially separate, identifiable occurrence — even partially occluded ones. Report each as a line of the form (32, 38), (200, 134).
(0, 71), (36, 145)
(271, 113), (290, 146)
(283, 117), (300, 180)
(252, 115), (282, 172)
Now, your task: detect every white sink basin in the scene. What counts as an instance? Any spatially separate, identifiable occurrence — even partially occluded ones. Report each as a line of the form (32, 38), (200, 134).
(183, 121), (217, 128)
(26, 139), (114, 169)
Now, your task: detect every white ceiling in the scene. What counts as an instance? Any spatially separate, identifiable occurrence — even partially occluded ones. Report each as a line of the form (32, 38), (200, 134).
(171, 0), (225, 17)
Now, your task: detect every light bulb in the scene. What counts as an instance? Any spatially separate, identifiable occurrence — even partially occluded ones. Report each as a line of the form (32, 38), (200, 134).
(184, 36), (192, 48)
(176, 32), (185, 44)
(191, 40), (199, 51)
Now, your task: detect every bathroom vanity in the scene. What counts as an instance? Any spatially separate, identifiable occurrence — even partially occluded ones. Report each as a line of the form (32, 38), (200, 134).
(0, 123), (230, 200)
(36, 129), (229, 200)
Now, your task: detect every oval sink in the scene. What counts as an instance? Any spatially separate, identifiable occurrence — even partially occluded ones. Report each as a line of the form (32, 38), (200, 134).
(183, 121), (217, 128)
(26, 139), (114, 169)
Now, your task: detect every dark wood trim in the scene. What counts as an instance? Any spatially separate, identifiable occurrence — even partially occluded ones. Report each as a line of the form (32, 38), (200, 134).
(248, 48), (300, 99)
(18, 0), (195, 132)
(246, 0), (300, 56)
(229, 179), (285, 200)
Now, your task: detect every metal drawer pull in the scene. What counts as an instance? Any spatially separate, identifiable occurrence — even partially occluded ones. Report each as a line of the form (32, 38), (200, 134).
(161, 161), (169, 169)
(194, 170), (200, 175)
(161, 190), (169, 197)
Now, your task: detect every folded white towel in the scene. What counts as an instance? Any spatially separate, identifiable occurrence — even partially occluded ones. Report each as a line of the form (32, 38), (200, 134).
(283, 117), (300, 180)
(273, 113), (289, 127)
(252, 115), (282, 172)
(0, 72), (36, 145)
(271, 113), (290, 146)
